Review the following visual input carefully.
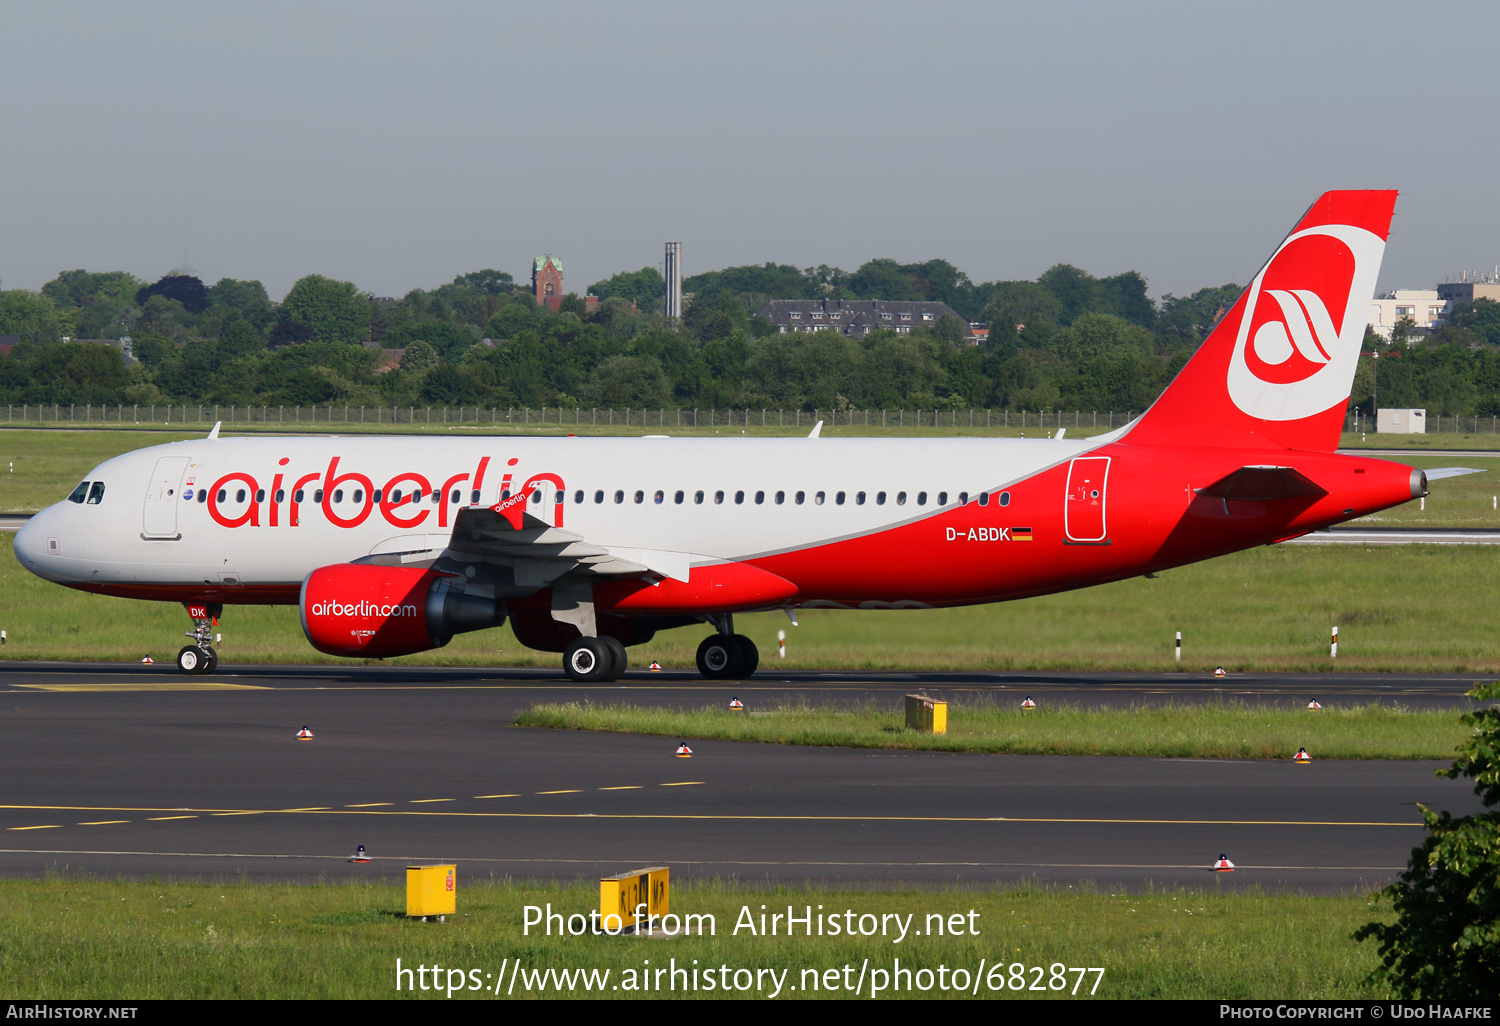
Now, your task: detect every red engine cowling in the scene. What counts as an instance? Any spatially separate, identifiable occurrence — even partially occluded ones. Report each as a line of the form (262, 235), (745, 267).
(299, 563), (503, 658)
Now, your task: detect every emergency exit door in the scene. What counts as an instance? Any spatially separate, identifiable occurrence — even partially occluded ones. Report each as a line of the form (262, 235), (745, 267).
(1064, 456), (1110, 543)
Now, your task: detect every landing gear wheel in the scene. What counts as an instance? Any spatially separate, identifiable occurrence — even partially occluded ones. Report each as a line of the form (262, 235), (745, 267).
(599, 636), (627, 681)
(201, 646), (219, 675)
(730, 635), (758, 678)
(696, 635), (744, 680)
(563, 637), (611, 682)
(177, 645), (209, 675)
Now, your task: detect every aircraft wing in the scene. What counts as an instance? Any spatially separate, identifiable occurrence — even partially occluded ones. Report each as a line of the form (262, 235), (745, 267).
(444, 504), (692, 586)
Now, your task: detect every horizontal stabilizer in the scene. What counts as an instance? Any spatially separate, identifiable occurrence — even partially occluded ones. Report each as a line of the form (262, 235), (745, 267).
(1197, 466), (1328, 502)
(1423, 467), (1485, 482)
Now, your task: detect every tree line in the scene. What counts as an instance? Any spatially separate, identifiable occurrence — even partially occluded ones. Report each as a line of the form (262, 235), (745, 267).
(2, 257), (1499, 416)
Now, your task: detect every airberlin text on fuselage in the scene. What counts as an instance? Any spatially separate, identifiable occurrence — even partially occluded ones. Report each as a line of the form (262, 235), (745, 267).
(203, 455), (561, 530)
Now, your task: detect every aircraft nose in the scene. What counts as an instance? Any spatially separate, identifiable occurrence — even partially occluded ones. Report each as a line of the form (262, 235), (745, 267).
(13, 508), (58, 579)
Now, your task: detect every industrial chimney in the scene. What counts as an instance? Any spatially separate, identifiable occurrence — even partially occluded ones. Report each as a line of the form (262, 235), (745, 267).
(664, 242), (682, 319)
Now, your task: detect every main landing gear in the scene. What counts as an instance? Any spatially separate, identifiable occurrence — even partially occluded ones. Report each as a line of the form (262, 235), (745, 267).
(562, 635), (627, 683)
(177, 602), (220, 675)
(696, 633), (758, 680)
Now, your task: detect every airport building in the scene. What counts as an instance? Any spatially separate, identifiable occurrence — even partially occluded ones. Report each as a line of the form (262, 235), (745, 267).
(756, 299), (985, 341)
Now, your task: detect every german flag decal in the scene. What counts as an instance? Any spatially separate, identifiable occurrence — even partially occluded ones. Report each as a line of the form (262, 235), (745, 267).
(1011, 527), (1033, 541)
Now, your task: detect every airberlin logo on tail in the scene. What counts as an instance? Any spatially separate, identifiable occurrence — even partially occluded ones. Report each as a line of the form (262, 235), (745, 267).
(1226, 225), (1385, 422)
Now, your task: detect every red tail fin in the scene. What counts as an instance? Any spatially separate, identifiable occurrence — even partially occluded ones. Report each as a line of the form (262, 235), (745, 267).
(1128, 190), (1397, 452)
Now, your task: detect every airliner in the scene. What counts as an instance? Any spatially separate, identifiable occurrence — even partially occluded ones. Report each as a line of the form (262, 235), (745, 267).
(14, 191), (1434, 680)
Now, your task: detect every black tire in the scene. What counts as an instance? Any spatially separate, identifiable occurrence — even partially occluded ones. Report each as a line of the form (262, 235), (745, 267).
(202, 647), (219, 675)
(176, 645), (205, 675)
(731, 635), (759, 678)
(696, 634), (743, 680)
(599, 636), (627, 681)
(563, 637), (611, 682)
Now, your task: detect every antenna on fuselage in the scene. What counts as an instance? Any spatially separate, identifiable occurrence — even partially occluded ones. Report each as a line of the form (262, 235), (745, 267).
(207, 421), (221, 440)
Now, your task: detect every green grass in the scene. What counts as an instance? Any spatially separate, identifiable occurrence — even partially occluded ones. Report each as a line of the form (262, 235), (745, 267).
(1339, 429), (1500, 451)
(516, 699), (1468, 760)
(0, 876), (1395, 999)
(6, 540), (1500, 672)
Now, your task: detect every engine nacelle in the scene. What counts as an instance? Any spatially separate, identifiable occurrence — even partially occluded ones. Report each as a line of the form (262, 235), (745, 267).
(299, 563), (504, 658)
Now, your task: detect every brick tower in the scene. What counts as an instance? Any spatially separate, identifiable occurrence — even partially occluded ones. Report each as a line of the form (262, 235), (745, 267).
(532, 255), (563, 311)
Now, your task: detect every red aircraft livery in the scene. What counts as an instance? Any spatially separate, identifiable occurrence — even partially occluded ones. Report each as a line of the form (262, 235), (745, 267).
(14, 191), (1436, 681)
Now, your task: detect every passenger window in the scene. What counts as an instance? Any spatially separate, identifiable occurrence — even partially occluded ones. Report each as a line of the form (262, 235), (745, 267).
(795, 491), (805, 505)
(294, 489), (304, 503)
(876, 491), (887, 505)
(634, 490), (644, 504)
(815, 491), (825, 505)
(501, 489), (511, 500)
(574, 490), (584, 504)
(332, 490), (343, 503)
(199, 490), (207, 503)
(530, 490), (542, 505)
(958, 491), (969, 505)
(373, 489), (382, 502)
(837, 491), (846, 505)
(937, 491), (947, 505)
(86, 481), (106, 504)
(409, 491), (421, 505)
(999, 491), (1011, 507)
(255, 489), (266, 503)
(275, 489), (285, 503)
(353, 490), (363, 504)
(555, 491), (564, 505)
(68, 482), (89, 503)
(896, 491), (906, 506)
(430, 490), (439, 504)
(775, 491), (785, 504)
(614, 490), (625, 504)
(979, 492), (990, 506)
(674, 490), (684, 504)
(594, 490), (605, 503)
(237, 489), (248, 503)
(654, 490), (665, 504)
(453, 490), (463, 504)
(855, 491), (865, 505)
(917, 491), (926, 506)
(755, 490), (765, 504)
(715, 490), (725, 504)
(314, 489), (324, 503)
(695, 490), (705, 504)
(471, 489), (481, 503)
(218, 489), (228, 504)
(734, 490), (745, 504)
(392, 489), (404, 503)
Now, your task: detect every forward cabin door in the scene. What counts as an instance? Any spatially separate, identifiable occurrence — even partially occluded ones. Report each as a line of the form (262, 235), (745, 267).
(142, 456), (191, 539)
(1064, 456), (1110, 543)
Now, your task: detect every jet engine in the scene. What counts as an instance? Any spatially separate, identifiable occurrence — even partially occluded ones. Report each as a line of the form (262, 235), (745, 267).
(299, 563), (505, 658)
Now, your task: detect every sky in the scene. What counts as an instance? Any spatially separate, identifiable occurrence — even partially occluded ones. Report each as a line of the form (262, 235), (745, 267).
(2, 0), (1497, 303)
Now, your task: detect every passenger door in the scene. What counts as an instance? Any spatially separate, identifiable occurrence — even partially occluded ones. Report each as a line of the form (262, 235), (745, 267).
(142, 456), (191, 539)
(1064, 456), (1110, 543)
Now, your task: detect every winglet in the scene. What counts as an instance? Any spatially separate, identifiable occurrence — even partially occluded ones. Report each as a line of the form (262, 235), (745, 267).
(808, 420), (823, 439)
(207, 421), (221, 440)
(492, 489), (530, 531)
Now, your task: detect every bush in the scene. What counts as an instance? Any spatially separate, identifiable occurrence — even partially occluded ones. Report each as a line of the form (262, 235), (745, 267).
(1354, 681), (1500, 997)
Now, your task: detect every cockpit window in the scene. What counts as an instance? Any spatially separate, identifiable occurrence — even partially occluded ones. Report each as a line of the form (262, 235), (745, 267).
(68, 481), (90, 504)
(86, 482), (106, 505)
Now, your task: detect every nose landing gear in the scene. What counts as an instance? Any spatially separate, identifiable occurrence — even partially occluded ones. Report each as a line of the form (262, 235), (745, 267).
(177, 601), (221, 675)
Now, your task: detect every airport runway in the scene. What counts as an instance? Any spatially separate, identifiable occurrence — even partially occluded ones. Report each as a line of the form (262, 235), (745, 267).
(0, 663), (1485, 891)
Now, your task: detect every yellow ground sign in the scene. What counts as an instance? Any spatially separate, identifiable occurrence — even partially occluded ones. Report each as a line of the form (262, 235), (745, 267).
(406, 864), (456, 918)
(905, 693), (947, 734)
(599, 866), (668, 930)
